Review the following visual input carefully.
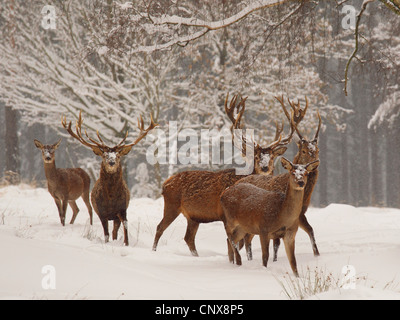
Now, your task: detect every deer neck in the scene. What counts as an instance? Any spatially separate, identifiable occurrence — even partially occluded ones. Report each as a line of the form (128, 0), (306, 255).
(307, 169), (319, 186)
(280, 183), (305, 223)
(100, 163), (124, 188)
(43, 161), (58, 187)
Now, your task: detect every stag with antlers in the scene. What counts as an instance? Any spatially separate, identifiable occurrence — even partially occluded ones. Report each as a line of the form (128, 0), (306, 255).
(152, 93), (301, 256)
(238, 95), (322, 261)
(62, 111), (157, 246)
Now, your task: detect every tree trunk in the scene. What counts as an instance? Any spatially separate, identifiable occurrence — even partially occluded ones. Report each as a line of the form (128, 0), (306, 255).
(4, 106), (20, 184)
(386, 125), (400, 208)
(318, 127), (328, 207)
(370, 127), (383, 206)
(340, 130), (349, 204)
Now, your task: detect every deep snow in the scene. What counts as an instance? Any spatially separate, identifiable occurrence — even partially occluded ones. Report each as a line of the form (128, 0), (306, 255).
(0, 184), (399, 300)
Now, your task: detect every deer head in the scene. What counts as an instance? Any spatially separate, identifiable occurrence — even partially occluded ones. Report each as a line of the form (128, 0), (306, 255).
(226, 93), (301, 175)
(281, 157), (320, 190)
(62, 111), (158, 174)
(34, 139), (62, 164)
(294, 110), (321, 164)
(276, 95), (321, 164)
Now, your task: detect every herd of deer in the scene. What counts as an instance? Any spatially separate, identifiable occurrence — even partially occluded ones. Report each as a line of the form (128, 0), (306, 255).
(34, 94), (321, 276)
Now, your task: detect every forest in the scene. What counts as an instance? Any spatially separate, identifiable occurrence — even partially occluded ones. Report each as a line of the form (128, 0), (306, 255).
(0, 0), (399, 208)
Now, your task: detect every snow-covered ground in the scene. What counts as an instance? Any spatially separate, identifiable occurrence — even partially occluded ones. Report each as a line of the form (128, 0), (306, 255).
(0, 184), (400, 300)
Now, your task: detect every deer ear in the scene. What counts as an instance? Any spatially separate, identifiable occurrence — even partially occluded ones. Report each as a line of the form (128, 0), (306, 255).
(274, 146), (287, 156)
(119, 145), (133, 156)
(53, 138), (62, 150)
(92, 147), (104, 156)
(306, 159), (320, 172)
(34, 139), (43, 149)
(281, 157), (293, 171)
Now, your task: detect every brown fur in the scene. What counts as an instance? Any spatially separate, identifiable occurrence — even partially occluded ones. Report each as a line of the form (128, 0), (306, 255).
(153, 169), (246, 255)
(240, 136), (321, 261)
(91, 158), (130, 246)
(221, 158), (319, 276)
(34, 139), (93, 226)
(62, 111), (157, 246)
(153, 106), (290, 256)
(152, 94), (298, 256)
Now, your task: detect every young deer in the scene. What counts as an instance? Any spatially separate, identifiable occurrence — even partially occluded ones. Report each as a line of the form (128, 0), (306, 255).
(34, 139), (93, 226)
(240, 96), (321, 261)
(221, 157), (320, 276)
(152, 94), (298, 256)
(62, 112), (157, 246)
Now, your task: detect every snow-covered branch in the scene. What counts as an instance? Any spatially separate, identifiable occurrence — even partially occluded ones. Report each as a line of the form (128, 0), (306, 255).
(150, 0), (294, 30)
(101, 0), (303, 53)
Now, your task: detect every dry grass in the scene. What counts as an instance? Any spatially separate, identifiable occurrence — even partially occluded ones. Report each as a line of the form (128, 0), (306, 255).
(275, 266), (340, 300)
(276, 264), (400, 299)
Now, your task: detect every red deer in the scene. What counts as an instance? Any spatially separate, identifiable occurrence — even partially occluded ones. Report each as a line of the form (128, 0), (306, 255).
(34, 139), (93, 226)
(221, 157), (320, 276)
(62, 112), (157, 246)
(152, 94), (298, 256)
(240, 96), (321, 261)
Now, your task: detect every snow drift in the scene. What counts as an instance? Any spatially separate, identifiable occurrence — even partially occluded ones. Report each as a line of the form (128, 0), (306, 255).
(0, 185), (399, 300)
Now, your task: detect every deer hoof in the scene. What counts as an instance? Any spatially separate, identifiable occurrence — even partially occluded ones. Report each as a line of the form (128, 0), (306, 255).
(190, 250), (199, 257)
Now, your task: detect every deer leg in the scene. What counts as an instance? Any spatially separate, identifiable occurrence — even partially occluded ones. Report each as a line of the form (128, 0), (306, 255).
(54, 198), (63, 225)
(117, 212), (129, 246)
(232, 241), (242, 266)
(230, 228), (246, 266)
(152, 204), (180, 251)
(233, 243), (242, 266)
(68, 201), (80, 225)
(60, 200), (68, 227)
(273, 238), (281, 262)
(226, 235), (242, 266)
(299, 214), (320, 256)
(226, 238), (235, 264)
(223, 221), (237, 264)
(100, 218), (109, 243)
(259, 234), (270, 268)
(283, 230), (299, 277)
(112, 219), (121, 241)
(184, 218), (200, 256)
(82, 191), (93, 225)
(244, 233), (255, 261)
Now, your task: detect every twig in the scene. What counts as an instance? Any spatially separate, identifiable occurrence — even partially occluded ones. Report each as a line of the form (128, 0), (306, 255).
(378, 0), (400, 15)
(343, 0), (375, 96)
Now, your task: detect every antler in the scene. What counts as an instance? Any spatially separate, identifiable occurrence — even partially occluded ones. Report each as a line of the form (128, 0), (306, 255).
(225, 93), (247, 130)
(313, 110), (322, 142)
(120, 113), (158, 149)
(275, 95), (308, 140)
(275, 109), (297, 147)
(261, 108), (299, 151)
(273, 120), (284, 142)
(61, 111), (106, 152)
(287, 96), (308, 124)
(225, 93), (250, 157)
(62, 111), (158, 153)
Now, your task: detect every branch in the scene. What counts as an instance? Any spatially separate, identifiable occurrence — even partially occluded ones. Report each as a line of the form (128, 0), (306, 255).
(343, 0), (375, 96)
(123, 0), (300, 53)
(378, 0), (400, 15)
(150, 0), (295, 30)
